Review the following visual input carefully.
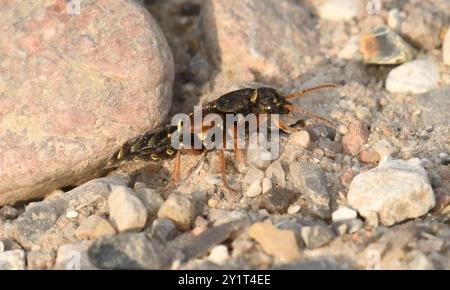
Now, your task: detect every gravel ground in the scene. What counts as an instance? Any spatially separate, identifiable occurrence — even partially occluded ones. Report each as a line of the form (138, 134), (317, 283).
(0, 0), (449, 270)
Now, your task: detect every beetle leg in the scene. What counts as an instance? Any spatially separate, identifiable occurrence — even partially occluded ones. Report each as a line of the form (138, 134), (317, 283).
(284, 104), (335, 128)
(171, 150), (182, 182)
(284, 83), (336, 99)
(273, 118), (299, 134)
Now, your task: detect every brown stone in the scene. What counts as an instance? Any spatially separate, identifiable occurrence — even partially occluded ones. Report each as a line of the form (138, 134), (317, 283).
(359, 148), (380, 164)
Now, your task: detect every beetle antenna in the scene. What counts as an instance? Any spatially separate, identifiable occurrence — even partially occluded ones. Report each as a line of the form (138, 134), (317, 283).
(284, 83), (336, 99)
(284, 104), (335, 128)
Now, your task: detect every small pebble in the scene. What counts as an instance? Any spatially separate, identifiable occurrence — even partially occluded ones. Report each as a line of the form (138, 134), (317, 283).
(245, 181), (262, 198)
(0, 205), (19, 220)
(248, 222), (301, 263)
(0, 240), (4, 253)
(385, 60), (440, 94)
(287, 203), (301, 214)
(332, 207), (358, 222)
(387, 9), (401, 32)
(208, 245), (229, 265)
(244, 167), (264, 185)
(372, 139), (396, 160)
(157, 193), (196, 231)
(66, 210), (79, 219)
(75, 215), (116, 240)
(109, 186), (148, 233)
(359, 148), (380, 163)
(289, 130), (310, 148)
(342, 120), (369, 156)
(207, 198), (220, 208)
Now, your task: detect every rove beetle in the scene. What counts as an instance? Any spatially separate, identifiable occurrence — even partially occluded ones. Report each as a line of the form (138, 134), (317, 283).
(107, 83), (336, 199)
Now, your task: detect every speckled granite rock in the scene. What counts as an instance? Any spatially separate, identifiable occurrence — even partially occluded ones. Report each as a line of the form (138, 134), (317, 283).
(202, 0), (318, 84)
(0, 0), (174, 205)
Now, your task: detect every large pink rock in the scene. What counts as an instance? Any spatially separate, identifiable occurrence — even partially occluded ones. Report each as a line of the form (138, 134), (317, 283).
(202, 0), (319, 85)
(0, 0), (174, 205)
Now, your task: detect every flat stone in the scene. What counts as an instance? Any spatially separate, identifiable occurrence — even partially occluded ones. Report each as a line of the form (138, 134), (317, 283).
(202, 0), (318, 85)
(157, 193), (196, 231)
(348, 158), (435, 226)
(372, 139), (397, 160)
(88, 233), (166, 270)
(360, 26), (414, 65)
(300, 225), (335, 249)
(289, 161), (331, 219)
(386, 60), (440, 94)
(75, 215), (116, 240)
(0, 0), (174, 206)
(109, 186), (148, 233)
(0, 249), (25, 270)
(248, 222), (301, 263)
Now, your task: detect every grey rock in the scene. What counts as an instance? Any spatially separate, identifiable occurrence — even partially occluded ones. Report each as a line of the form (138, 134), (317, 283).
(179, 221), (245, 262)
(149, 218), (180, 242)
(133, 185), (164, 220)
(54, 241), (97, 270)
(88, 233), (166, 270)
(10, 177), (124, 250)
(265, 160), (286, 188)
(289, 161), (331, 219)
(300, 225), (335, 249)
(244, 167), (265, 185)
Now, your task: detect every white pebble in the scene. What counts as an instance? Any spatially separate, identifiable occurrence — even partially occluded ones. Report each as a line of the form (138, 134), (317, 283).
(66, 210), (79, 219)
(332, 206), (357, 222)
(287, 203), (301, 214)
(385, 60), (440, 94)
(208, 245), (229, 265)
(0, 241), (4, 253)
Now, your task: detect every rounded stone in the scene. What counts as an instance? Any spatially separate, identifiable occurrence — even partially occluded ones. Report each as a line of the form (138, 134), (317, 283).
(385, 60), (440, 94)
(0, 0), (174, 206)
